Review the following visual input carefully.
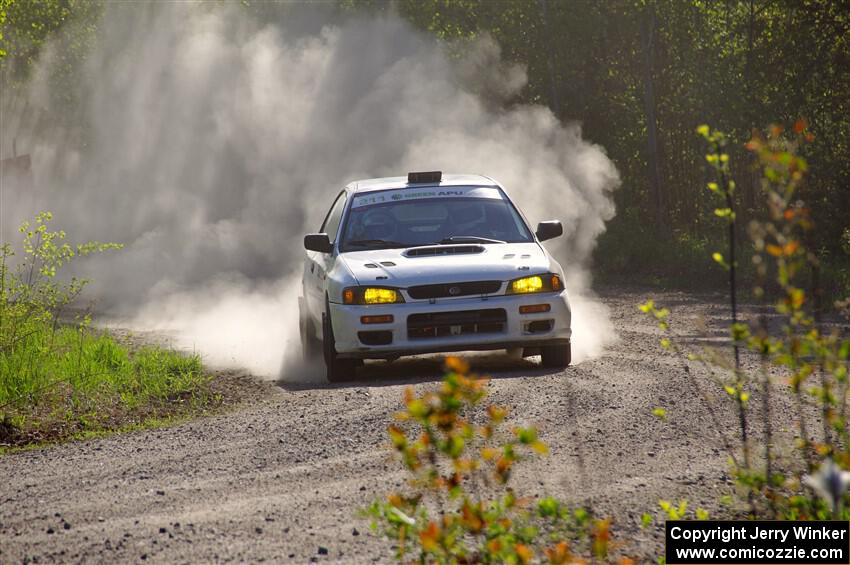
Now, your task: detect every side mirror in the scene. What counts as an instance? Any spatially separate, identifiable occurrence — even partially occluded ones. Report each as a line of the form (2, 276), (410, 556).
(535, 221), (563, 242)
(304, 233), (333, 253)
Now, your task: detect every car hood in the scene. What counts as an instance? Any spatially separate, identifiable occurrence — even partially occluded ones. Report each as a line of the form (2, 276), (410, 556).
(340, 242), (553, 286)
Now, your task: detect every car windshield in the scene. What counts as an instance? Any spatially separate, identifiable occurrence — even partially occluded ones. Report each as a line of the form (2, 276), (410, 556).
(339, 186), (533, 251)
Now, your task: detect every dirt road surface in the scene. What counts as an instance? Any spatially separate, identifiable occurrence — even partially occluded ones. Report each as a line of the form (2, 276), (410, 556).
(1, 288), (783, 563)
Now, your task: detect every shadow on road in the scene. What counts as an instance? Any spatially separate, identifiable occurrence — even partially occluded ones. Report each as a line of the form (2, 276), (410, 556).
(276, 352), (564, 391)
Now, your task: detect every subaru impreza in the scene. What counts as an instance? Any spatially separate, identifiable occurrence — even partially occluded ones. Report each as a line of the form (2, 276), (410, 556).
(299, 171), (571, 382)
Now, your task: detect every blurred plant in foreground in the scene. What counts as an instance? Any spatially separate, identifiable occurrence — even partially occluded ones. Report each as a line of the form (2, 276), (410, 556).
(641, 121), (850, 520)
(366, 357), (628, 564)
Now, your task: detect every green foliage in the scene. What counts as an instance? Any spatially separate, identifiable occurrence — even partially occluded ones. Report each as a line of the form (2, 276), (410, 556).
(641, 124), (850, 521)
(6, 1), (846, 288)
(346, 1), (849, 287)
(1, 0), (102, 76)
(4, 211), (121, 310)
(595, 207), (728, 290)
(0, 213), (211, 447)
(0, 0), (10, 58)
(1, 0), (103, 129)
(367, 357), (624, 564)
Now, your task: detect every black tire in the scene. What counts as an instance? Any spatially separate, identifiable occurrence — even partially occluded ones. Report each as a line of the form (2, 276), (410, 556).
(540, 341), (571, 368)
(322, 308), (357, 383)
(299, 298), (322, 362)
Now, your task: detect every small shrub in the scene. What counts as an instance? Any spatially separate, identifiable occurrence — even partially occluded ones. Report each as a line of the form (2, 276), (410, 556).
(367, 357), (623, 564)
(0, 212), (211, 447)
(641, 122), (850, 520)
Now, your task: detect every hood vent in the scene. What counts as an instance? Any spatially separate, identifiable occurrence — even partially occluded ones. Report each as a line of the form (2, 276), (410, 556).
(405, 244), (484, 257)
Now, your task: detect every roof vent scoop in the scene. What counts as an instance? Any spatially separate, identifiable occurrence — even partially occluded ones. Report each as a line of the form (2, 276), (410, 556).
(407, 171), (442, 184)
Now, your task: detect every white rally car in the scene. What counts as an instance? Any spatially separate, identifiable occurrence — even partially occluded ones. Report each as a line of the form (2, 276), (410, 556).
(299, 172), (571, 382)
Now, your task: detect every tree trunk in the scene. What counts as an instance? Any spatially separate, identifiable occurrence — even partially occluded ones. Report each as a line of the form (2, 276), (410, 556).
(642, 5), (663, 231)
(538, 0), (561, 118)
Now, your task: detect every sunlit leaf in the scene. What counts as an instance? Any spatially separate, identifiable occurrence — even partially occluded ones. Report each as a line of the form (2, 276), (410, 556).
(545, 541), (572, 564)
(712, 252), (728, 269)
(531, 440), (548, 454)
(419, 521), (439, 550)
(516, 427), (538, 444)
(790, 288), (805, 309)
(444, 356), (469, 375)
(515, 543), (533, 564)
(766, 244), (783, 257)
(388, 425), (407, 449)
(538, 497), (560, 517)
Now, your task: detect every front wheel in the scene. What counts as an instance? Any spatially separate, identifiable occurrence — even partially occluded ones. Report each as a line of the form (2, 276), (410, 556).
(540, 341), (571, 368)
(322, 310), (357, 383)
(299, 298), (322, 362)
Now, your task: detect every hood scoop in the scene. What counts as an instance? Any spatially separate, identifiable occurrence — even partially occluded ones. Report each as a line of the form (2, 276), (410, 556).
(405, 244), (484, 258)
(363, 261), (396, 268)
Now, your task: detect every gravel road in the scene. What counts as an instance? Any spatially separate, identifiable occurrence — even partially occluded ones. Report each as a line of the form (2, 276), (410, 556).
(1, 288), (791, 563)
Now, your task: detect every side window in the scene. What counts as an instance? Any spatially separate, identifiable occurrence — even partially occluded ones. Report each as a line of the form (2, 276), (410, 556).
(320, 191), (346, 241)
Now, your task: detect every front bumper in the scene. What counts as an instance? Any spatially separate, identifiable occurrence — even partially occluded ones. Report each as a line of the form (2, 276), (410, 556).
(329, 291), (571, 359)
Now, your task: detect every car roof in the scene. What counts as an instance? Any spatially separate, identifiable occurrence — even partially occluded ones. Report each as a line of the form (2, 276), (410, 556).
(345, 174), (500, 193)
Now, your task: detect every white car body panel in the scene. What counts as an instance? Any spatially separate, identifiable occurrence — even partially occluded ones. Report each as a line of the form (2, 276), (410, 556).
(329, 289), (571, 358)
(340, 243), (550, 287)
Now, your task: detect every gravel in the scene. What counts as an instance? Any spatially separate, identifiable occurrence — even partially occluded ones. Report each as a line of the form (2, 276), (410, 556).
(0, 288), (788, 562)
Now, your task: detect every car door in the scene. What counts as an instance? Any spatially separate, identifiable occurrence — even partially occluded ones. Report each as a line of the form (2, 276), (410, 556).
(304, 190), (347, 325)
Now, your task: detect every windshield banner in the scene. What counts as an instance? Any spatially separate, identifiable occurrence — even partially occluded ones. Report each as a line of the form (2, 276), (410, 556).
(350, 186), (502, 209)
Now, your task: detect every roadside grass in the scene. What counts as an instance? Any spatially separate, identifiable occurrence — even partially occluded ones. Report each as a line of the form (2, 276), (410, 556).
(1, 211), (222, 451)
(1, 413), (209, 456)
(0, 317), (218, 450)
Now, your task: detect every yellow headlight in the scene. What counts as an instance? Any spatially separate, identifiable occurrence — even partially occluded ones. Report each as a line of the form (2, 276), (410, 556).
(511, 275), (544, 294)
(363, 288), (399, 304)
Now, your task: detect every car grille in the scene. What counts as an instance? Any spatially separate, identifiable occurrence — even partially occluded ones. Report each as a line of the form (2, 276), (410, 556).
(407, 280), (502, 300)
(407, 308), (506, 340)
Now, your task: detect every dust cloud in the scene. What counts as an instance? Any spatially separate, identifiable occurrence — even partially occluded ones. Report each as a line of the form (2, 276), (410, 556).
(0, 3), (619, 379)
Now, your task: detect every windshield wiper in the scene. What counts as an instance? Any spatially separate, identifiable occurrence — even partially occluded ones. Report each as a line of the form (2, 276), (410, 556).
(345, 239), (410, 249)
(437, 236), (507, 244)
